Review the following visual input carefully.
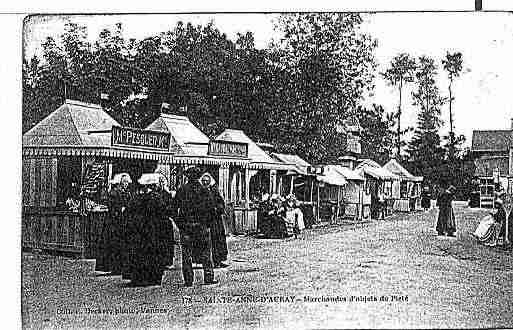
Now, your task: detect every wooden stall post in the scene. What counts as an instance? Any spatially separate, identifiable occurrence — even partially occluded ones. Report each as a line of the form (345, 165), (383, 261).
(218, 164), (232, 235)
(270, 170), (277, 195)
(335, 186), (341, 223)
(317, 183), (320, 223)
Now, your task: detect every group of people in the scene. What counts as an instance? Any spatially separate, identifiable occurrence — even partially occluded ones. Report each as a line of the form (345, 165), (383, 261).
(435, 183), (512, 247)
(94, 166), (228, 287)
(257, 194), (307, 239)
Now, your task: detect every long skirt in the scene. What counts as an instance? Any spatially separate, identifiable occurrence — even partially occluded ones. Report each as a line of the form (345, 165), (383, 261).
(473, 215), (504, 246)
(436, 207), (456, 234)
(160, 220), (175, 266)
(210, 215), (228, 265)
(95, 214), (124, 273)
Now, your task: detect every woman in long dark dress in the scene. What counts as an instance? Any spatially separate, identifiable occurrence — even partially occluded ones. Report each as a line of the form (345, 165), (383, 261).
(200, 173), (229, 268)
(156, 175), (175, 267)
(420, 186), (431, 211)
(126, 174), (169, 286)
(95, 173), (132, 274)
(436, 185), (457, 237)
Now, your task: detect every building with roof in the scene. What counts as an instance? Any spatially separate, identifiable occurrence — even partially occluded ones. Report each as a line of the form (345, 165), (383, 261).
(354, 159), (399, 218)
(471, 125), (513, 207)
(383, 159), (423, 212)
(22, 100), (253, 253)
(326, 165), (366, 221)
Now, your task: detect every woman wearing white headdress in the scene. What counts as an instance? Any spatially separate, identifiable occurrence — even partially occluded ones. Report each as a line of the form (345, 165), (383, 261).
(473, 198), (506, 247)
(125, 173), (169, 286)
(200, 172), (229, 268)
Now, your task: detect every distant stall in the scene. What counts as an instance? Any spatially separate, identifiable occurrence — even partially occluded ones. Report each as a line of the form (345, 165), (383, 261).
(272, 153), (318, 225)
(383, 159), (423, 212)
(330, 165), (366, 221)
(214, 129), (292, 234)
(316, 165), (348, 223)
(355, 159), (398, 219)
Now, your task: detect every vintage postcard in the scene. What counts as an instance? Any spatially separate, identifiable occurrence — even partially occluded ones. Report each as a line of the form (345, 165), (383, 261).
(20, 4), (513, 329)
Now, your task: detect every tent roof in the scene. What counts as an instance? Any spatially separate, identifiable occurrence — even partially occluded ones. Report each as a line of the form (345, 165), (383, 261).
(356, 159), (398, 180)
(216, 129), (280, 165)
(146, 113), (210, 146)
(383, 159), (423, 182)
(318, 165), (347, 186)
(23, 99), (119, 147)
(272, 153), (312, 175)
(331, 165), (365, 181)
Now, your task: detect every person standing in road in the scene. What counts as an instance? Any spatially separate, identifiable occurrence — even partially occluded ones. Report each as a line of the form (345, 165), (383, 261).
(171, 167), (217, 287)
(436, 185), (457, 237)
(200, 172), (229, 269)
(421, 186), (431, 211)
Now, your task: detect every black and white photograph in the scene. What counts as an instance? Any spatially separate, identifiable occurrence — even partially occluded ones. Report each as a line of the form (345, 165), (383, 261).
(16, 1), (513, 329)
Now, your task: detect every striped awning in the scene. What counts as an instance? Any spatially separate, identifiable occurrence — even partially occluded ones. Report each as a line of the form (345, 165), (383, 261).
(22, 146), (249, 166)
(248, 161), (295, 171)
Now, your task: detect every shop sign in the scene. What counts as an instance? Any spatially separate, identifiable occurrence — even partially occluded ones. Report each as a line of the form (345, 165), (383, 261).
(111, 126), (171, 150)
(209, 140), (248, 158)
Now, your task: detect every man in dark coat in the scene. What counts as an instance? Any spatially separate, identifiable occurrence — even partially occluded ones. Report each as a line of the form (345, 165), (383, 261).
(171, 167), (217, 287)
(95, 173), (132, 274)
(200, 173), (229, 268)
(436, 185), (457, 237)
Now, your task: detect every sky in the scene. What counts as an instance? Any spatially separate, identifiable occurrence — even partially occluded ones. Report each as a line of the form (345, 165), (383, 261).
(23, 11), (513, 147)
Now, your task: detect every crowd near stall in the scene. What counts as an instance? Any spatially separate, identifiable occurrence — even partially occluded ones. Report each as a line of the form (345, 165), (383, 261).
(22, 99), (428, 260)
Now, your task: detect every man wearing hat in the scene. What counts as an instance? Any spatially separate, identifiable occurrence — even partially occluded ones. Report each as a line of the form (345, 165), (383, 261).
(171, 167), (217, 287)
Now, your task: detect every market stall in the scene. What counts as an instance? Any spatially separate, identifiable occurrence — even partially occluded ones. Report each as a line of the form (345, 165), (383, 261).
(355, 159), (398, 219)
(214, 129), (292, 234)
(272, 153), (318, 226)
(330, 165), (366, 221)
(383, 159), (424, 212)
(22, 100), (250, 255)
(316, 165), (348, 223)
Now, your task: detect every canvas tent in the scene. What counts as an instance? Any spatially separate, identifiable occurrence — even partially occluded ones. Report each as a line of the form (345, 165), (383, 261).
(330, 165), (366, 220)
(383, 159), (423, 212)
(355, 159), (398, 219)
